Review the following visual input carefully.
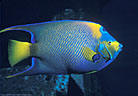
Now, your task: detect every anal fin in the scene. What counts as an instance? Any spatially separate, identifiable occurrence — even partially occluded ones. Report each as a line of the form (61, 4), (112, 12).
(6, 57), (39, 78)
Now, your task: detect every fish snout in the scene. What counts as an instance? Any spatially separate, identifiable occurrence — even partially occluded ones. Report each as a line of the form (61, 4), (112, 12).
(118, 43), (123, 51)
(119, 43), (123, 48)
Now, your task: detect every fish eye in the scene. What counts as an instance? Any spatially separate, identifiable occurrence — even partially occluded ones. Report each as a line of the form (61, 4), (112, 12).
(108, 41), (111, 45)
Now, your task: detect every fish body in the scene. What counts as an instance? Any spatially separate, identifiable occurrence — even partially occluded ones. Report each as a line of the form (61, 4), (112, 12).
(0, 20), (123, 94)
(30, 21), (107, 74)
(0, 20), (123, 76)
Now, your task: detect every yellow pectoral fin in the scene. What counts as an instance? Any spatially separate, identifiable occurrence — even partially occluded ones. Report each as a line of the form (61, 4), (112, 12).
(81, 46), (97, 61)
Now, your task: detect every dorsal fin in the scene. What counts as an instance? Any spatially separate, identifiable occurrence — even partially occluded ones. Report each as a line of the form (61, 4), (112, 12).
(0, 23), (44, 43)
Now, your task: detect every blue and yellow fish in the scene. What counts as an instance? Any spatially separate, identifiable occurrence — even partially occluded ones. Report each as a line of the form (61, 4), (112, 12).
(0, 20), (123, 93)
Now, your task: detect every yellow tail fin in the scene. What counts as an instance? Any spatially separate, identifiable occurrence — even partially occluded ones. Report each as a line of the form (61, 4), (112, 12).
(8, 40), (32, 67)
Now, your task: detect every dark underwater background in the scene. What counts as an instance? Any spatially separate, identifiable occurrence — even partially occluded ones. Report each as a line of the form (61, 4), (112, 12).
(0, 0), (138, 96)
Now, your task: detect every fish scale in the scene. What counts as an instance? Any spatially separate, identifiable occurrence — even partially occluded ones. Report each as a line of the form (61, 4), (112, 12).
(42, 23), (87, 60)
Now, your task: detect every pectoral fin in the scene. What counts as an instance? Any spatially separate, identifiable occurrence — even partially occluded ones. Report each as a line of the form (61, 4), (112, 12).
(81, 46), (97, 62)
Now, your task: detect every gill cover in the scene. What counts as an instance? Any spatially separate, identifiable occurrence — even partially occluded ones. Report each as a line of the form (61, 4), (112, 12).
(98, 41), (121, 60)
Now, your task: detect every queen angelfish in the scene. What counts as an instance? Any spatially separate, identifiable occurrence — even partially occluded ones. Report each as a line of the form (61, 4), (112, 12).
(0, 20), (123, 94)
